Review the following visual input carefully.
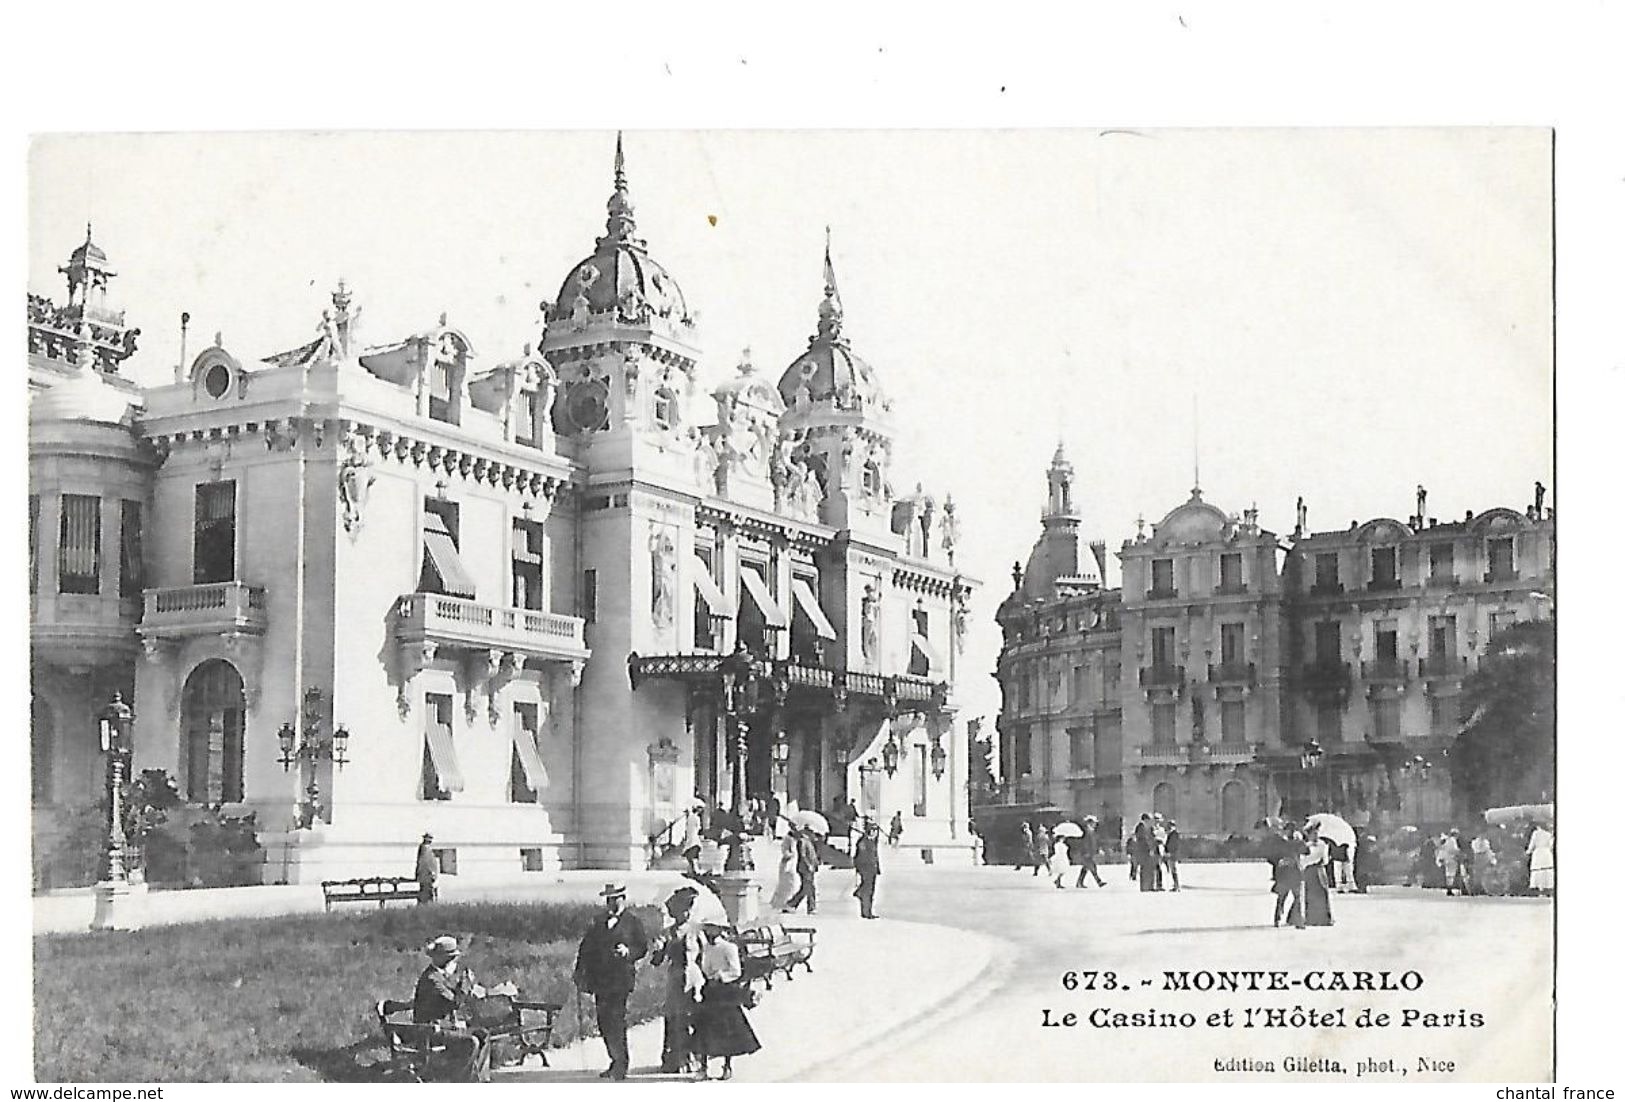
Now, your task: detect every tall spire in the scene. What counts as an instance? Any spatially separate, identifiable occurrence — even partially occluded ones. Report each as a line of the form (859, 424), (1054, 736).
(600, 130), (641, 248)
(815, 225), (845, 343)
(1191, 392), (1202, 498)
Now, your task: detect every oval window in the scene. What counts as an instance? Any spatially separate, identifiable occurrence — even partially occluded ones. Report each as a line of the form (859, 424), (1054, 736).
(204, 363), (231, 399)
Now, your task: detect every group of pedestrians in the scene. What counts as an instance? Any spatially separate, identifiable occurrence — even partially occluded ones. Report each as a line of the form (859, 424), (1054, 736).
(1265, 820), (1335, 929)
(1409, 823), (1554, 897)
(1013, 817), (1111, 890)
(573, 881), (760, 1082)
(769, 813), (886, 919)
(1129, 814), (1181, 892)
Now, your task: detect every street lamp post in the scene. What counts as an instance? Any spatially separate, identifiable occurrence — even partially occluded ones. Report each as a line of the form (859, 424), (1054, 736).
(715, 643), (763, 924)
(91, 692), (140, 931)
(278, 687), (349, 829)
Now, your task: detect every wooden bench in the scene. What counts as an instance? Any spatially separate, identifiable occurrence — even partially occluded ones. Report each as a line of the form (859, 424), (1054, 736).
(738, 922), (816, 989)
(323, 876), (421, 912)
(375, 996), (562, 1081)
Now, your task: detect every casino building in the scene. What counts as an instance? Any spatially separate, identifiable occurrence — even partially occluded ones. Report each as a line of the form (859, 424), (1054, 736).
(991, 449), (1552, 840)
(28, 138), (979, 883)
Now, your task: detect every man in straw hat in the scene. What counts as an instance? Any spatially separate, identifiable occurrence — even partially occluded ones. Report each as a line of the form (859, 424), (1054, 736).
(573, 883), (649, 1080)
(412, 935), (490, 1080)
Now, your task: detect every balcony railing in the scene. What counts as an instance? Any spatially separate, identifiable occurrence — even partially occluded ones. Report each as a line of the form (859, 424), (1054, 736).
(1139, 663), (1186, 690)
(1139, 744), (1187, 764)
(1309, 580), (1344, 596)
(1207, 741), (1259, 764)
(394, 592), (588, 660)
(1145, 587), (1180, 601)
(141, 582), (268, 638)
(1360, 658), (1409, 682)
(1483, 569), (1519, 584)
(1427, 573), (1458, 588)
(1419, 655), (1468, 680)
(1214, 582), (1249, 596)
(1367, 576), (1402, 592)
(1208, 661), (1256, 685)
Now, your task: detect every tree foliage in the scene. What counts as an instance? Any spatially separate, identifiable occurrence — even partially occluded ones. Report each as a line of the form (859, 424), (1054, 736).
(1452, 618), (1555, 814)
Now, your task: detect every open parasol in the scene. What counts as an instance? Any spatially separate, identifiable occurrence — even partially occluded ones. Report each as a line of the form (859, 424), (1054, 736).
(1305, 812), (1357, 849)
(791, 810), (830, 835)
(1052, 821), (1084, 838)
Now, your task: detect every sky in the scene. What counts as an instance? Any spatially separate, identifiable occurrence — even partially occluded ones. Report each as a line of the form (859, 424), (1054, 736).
(27, 129), (1554, 728)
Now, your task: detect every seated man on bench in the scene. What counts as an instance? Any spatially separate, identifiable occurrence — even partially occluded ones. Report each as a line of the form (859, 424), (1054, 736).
(414, 935), (490, 1081)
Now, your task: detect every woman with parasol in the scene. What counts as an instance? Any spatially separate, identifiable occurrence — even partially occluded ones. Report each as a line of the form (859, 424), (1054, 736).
(1301, 823), (1335, 926)
(691, 920), (761, 1079)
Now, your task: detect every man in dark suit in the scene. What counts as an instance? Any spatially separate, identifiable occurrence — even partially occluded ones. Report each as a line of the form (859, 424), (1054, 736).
(853, 817), (882, 918)
(784, 827), (822, 913)
(573, 882), (649, 1080)
(1272, 827), (1308, 929)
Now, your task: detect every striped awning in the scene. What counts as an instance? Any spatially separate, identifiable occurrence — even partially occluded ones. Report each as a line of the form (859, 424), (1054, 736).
(738, 566), (788, 629)
(791, 577), (837, 640)
(512, 727), (549, 793)
(912, 632), (942, 674)
(424, 719), (466, 793)
(691, 555), (732, 617)
(423, 511), (477, 599)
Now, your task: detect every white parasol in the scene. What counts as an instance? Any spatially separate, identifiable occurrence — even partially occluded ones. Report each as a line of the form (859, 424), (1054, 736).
(659, 881), (730, 927)
(1305, 812), (1357, 849)
(792, 810), (830, 835)
(1484, 804), (1555, 828)
(1052, 821), (1085, 838)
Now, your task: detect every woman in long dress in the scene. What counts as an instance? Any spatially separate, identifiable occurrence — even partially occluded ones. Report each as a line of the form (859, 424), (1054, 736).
(1301, 824), (1335, 926)
(768, 825), (800, 910)
(1526, 824), (1555, 896)
(692, 924), (761, 1080)
(1050, 835), (1072, 889)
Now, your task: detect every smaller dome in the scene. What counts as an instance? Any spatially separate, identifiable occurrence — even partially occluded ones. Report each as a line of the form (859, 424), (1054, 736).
(30, 367), (135, 425)
(715, 354), (785, 415)
(778, 340), (887, 410)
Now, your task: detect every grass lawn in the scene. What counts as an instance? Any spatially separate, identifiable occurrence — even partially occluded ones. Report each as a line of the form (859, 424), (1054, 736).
(34, 900), (668, 1082)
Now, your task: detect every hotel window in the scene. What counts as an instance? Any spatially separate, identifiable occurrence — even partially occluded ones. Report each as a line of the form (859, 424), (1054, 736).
(1150, 625), (1175, 668)
(1313, 552), (1339, 592)
(1487, 537), (1516, 581)
(28, 494), (39, 594)
(421, 693), (462, 800)
(193, 481), (236, 585)
(692, 547), (729, 651)
(908, 608), (932, 677)
(862, 460), (883, 496)
(1375, 622), (1399, 663)
(652, 387), (676, 430)
(1093, 715), (1121, 775)
(1429, 542), (1454, 584)
(581, 568), (598, 623)
(1151, 700), (1176, 746)
(1220, 622), (1245, 666)
(511, 519), (545, 610)
(790, 572), (837, 665)
(1102, 658), (1121, 703)
(1316, 700), (1341, 744)
(420, 499), (476, 599)
(1430, 693), (1461, 737)
(1220, 698), (1246, 744)
(1429, 615), (1457, 663)
(120, 500), (144, 598)
(1370, 546), (1398, 589)
(913, 744), (928, 817)
(509, 702), (543, 804)
(1372, 695), (1401, 742)
(428, 358), (458, 424)
(1069, 727), (1088, 772)
(1314, 621), (1342, 665)
(1149, 558), (1175, 597)
(1218, 552), (1242, 592)
(515, 387), (546, 448)
(1071, 663), (1086, 705)
(58, 493), (102, 595)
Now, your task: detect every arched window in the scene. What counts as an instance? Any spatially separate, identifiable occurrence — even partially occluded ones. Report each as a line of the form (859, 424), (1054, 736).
(181, 660), (246, 804)
(31, 695), (53, 805)
(1152, 781), (1177, 822)
(1221, 780), (1248, 835)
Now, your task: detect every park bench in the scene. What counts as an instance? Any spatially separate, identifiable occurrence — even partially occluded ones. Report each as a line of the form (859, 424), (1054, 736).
(375, 995), (562, 1081)
(322, 876), (421, 912)
(738, 921), (816, 989)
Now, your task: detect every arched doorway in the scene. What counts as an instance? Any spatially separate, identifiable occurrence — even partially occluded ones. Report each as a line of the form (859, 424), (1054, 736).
(1221, 780), (1248, 835)
(181, 660), (246, 804)
(31, 695), (54, 805)
(1152, 781), (1177, 822)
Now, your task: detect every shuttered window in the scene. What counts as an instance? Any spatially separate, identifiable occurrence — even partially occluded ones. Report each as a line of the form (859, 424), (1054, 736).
(58, 494), (101, 594)
(512, 519), (544, 610)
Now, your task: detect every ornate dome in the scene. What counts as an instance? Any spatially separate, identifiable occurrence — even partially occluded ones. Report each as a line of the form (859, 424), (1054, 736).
(776, 232), (889, 412)
(545, 135), (690, 328)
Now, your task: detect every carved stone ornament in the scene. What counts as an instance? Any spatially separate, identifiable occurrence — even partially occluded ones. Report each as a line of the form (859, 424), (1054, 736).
(650, 527), (677, 631)
(860, 583), (880, 664)
(338, 429), (375, 537)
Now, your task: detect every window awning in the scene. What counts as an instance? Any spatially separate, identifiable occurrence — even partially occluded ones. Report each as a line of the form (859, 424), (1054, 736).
(425, 719), (466, 793)
(790, 577), (837, 640)
(423, 512), (477, 599)
(912, 632), (942, 674)
(691, 555), (732, 618)
(512, 727), (549, 793)
(738, 566), (789, 629)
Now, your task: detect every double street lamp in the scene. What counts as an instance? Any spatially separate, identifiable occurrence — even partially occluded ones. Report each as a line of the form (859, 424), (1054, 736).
(277, 687), (349, 829)
(91, 692), (138, 931)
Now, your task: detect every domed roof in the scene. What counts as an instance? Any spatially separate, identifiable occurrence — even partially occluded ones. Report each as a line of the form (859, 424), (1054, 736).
(545, 135), (690, 328)
(776, 234), (889, 412)
(30, 365), (136, 425)
(65, 224), (113, 272)
(714, 352), (786, 415)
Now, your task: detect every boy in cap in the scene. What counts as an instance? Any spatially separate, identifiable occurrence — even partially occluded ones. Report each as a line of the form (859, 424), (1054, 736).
(412, 935), (489, 1080)
(573, 883), (650, 1080)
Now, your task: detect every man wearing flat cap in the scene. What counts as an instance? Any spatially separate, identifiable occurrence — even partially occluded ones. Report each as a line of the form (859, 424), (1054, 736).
(574, 883), (649, 1080)
(413, 935), (489, 1081)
